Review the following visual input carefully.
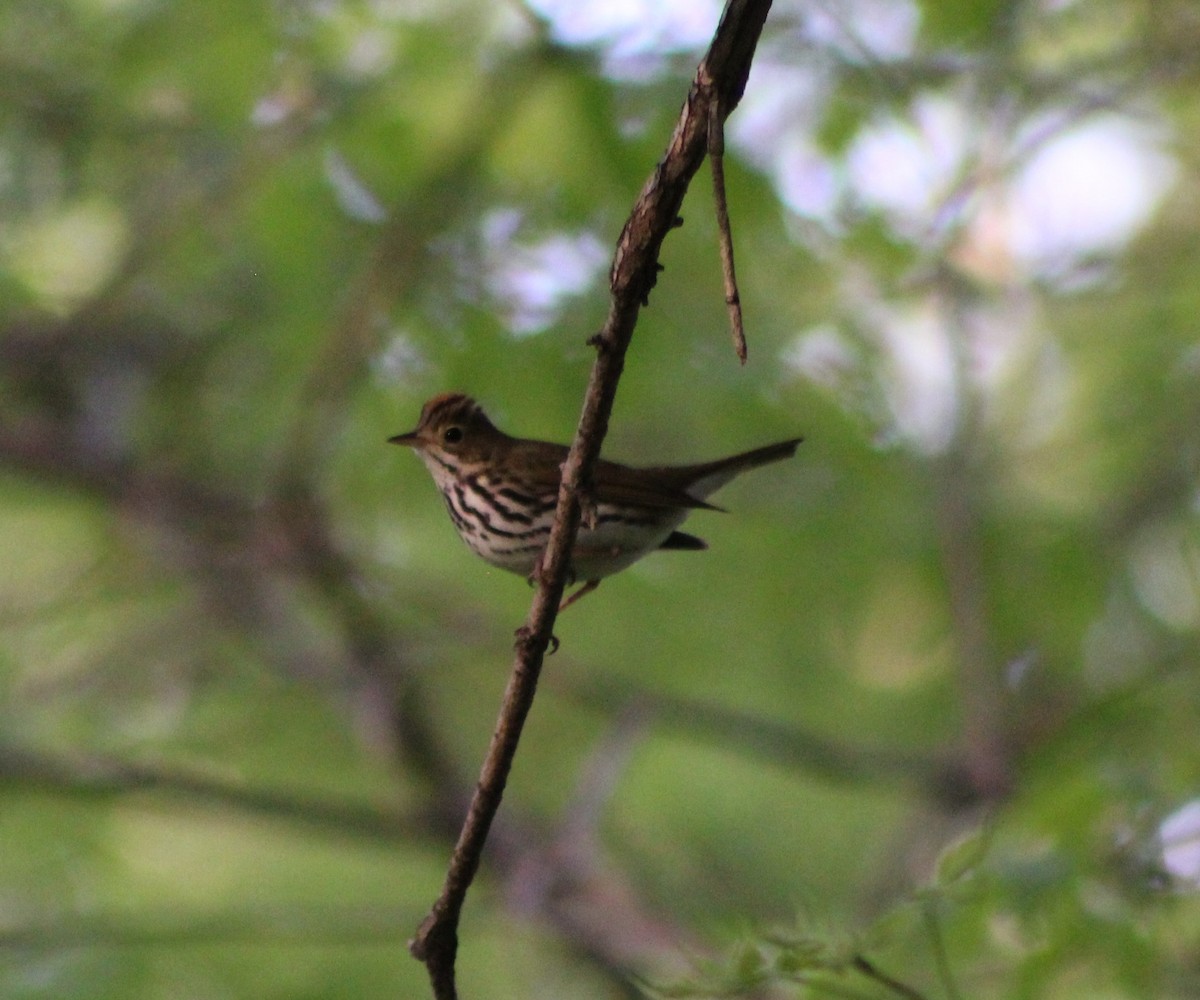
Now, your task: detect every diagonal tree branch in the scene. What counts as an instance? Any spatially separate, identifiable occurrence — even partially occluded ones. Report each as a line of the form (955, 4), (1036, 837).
(407, 2), (775, 996)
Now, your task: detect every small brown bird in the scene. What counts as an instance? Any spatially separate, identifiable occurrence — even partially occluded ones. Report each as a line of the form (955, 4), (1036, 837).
(389, 393), (801, 608)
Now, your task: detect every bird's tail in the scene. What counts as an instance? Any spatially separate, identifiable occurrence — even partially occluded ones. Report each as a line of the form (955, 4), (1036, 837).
(676, 437), (803, 502)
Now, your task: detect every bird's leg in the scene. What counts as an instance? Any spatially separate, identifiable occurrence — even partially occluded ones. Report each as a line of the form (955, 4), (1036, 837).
(516, 552), (577, 653)
(527, 550), (576, 589)
(578, 488), (598, 532)
(559, 579), (600, 612)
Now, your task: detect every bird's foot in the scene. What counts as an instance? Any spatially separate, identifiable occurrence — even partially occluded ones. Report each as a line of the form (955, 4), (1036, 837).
(514, 624), (559, 655)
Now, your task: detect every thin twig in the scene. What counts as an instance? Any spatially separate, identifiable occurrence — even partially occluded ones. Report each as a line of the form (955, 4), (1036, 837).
(852, 954), (930, 1000)
(707, 89), (748, 363)
(407, 1), (775, 996)
(921, 897), (963, 1000)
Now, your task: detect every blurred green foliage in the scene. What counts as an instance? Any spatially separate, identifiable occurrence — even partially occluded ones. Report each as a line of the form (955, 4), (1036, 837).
(2, 0), (1199, 998)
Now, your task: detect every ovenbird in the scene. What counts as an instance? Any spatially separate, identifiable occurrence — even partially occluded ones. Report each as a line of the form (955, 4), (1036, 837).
(389, 393), (801, 607)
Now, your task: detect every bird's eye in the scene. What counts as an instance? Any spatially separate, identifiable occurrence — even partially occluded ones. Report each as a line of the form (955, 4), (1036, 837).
(443, 426), (464, 444)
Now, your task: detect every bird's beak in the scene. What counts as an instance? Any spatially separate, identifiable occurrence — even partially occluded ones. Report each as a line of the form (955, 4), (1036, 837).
(387, 429), (420, 446)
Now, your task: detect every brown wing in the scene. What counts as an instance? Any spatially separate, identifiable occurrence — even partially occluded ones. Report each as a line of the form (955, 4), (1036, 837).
(507, 436), (802, 509)
(622, 437), (803, 505)
(591, 457), (723, 510)
(505, 439), (719, 510)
